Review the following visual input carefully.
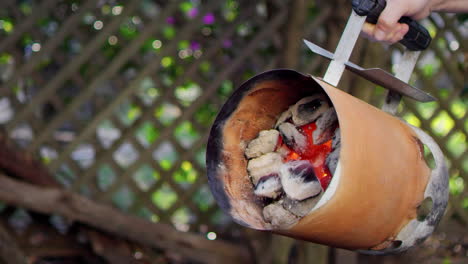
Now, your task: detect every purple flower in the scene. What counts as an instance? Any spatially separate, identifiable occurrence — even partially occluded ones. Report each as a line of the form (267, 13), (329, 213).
(188, 8), (198, 18)
(190, 41), (201, 51)
(166, 16), (175, 24)
(222, 39), (232, 48)
(203, 13), (215, 24)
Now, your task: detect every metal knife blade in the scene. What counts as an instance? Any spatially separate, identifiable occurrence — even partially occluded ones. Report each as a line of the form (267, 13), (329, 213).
(304, 40), (435, 102)
(382, 51), (421, 114)
(323, 10), (366, 86)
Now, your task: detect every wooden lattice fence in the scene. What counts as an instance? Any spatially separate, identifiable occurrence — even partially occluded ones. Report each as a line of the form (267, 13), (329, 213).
(0, 0), (466, 262)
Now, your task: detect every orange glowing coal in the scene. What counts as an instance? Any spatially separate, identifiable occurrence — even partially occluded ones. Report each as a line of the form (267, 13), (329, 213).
(277, 122), (335, 189)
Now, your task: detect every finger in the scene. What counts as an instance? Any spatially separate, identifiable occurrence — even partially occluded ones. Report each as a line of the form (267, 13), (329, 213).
(374, 0), (408, 41)
(390, 24), (410, 43)
(361, 23), (376, 41)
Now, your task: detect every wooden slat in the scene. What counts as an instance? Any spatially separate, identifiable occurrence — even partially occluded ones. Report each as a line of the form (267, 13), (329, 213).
(92, 8), (288, 203)
(0, 0), (58, 52)
(5, 0), (141, 133)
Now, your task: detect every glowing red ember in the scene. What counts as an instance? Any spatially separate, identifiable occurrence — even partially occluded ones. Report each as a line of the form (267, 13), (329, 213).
(277, 122), (334, 189)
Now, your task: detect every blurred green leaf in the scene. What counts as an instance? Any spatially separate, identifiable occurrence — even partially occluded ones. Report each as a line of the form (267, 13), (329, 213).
(195, 103), (217, 126)
(154, 103), (181, 126)
(430, 111), (454, 137)
(163, 26), (175, 39)
(136, 122), (160, 146)
(447, 132), (466, 157)
(0, 18), (14, 33)
(119, 21), (138, 40)
(175, 81), (201, 106)
(403, 112), (421, 127)
(173, 161), (197, 185)
(133, 165), (159, 191)
(175, 121), (200, 148)
(449, 176), (464, 196)
(172, 207), (192, 227)
(152, 184), (177, 210)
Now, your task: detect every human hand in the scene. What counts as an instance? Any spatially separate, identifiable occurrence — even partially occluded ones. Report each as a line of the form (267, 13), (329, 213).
(361, 0), (435, 44)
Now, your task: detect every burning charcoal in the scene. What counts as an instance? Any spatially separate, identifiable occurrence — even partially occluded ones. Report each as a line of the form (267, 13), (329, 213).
(326, 147), (340, 175)
(326, 128), (341, 175)
(247, 152), (282, 185)
(245, 129), (280, 159)
(291, 95), (330, 126)
(332, 127), (341, 149)
(278, 122), (307, 152)
(275, 108), (292, 127)
(263, 201), (299, 228)
(280, 160), (322, 201)
(282, 195), (322, 217)
(312, 107), (338, 145)
(254, 174), (282, 198)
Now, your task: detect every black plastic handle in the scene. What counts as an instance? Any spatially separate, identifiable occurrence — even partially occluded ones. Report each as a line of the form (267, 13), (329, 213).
(352, 0), (432, 51)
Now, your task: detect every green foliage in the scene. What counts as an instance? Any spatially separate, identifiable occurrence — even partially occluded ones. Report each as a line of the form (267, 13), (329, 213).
(222, 0), (238, 22)
(154, 103), (181, 126)
(152, 184), (177, 210)
(117, 102), (141, 126)
(173, 161), (198, 186)
(449, 175), (465, 196)
(136, 122), (160, 146)
(175, 81), (201, 107)
(195, 103), (217, 126)
(163, 26), (176, 40)
(0, 53), (12, 64)
(153, 142), (179, 171)
(430, 111), (455, 137)
(172, 207), (192, 228)
(119, 20), (138, 40)
(403, 112), (421, 127)
(447, 132), (466, 157)
(0, 17), (14, 34)
(175, 121), (200, 148)
(133, 165), (159, 191)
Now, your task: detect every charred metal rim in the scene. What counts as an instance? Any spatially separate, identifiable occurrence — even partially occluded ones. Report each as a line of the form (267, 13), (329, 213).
(206, 69), (319, 227)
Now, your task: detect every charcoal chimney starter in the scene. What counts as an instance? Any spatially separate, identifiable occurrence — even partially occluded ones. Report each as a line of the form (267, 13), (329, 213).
(206, 69), (448, 254)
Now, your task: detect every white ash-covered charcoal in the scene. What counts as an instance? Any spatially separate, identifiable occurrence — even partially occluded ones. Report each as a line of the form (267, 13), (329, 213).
(312, 107), (338, 145)
(254, 173), (282, 199)
(275, 107), (292, 128)
(282, 195), (322, 217)
(278, 122), (307, 153)
(279, 160), (323, 201)
(291, 95), (330, 126)
(332, 127), (341, 149)
(245, 129), (280, 159)
(326, 128), (341, 174)
(247, 152), (282, 185)
(263, 201), (299, 229)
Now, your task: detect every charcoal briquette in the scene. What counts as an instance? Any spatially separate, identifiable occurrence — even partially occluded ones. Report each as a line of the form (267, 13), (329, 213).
(291, 95), (330, 126)
(245, 129), (280, 159)
(313, 107), (338, 145)
(247, 152), (282, 185)
(280, 160), (322, 201)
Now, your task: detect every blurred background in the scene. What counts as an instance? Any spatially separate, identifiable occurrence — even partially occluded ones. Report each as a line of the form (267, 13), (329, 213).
(0, 0), (466, 263)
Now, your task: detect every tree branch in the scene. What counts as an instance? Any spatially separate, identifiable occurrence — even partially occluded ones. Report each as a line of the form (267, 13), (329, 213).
(0, 173), (251, 264)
